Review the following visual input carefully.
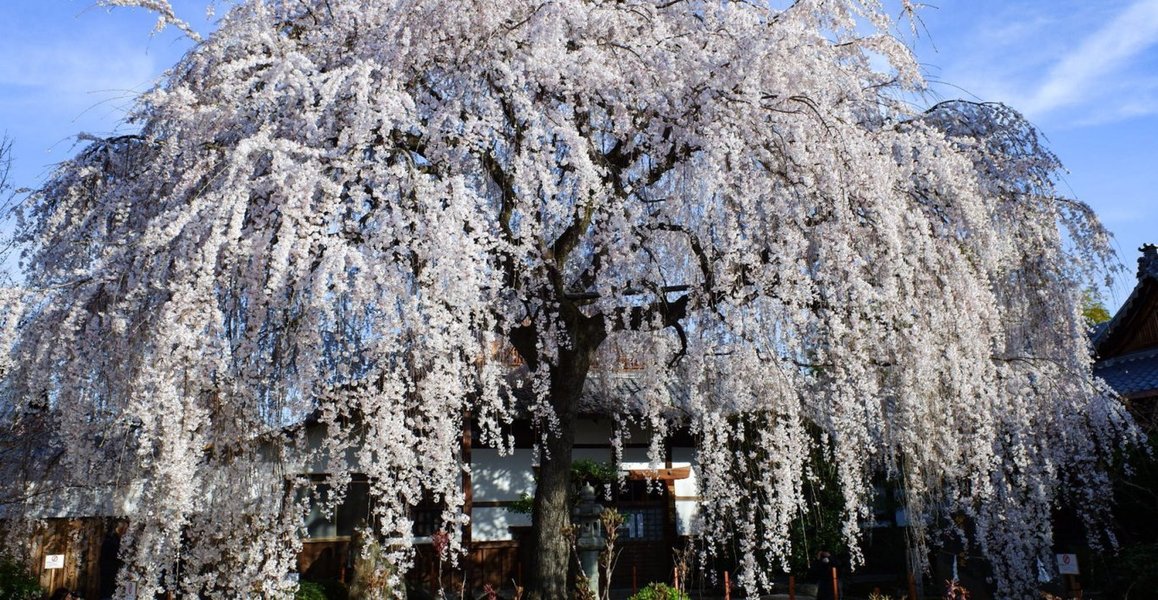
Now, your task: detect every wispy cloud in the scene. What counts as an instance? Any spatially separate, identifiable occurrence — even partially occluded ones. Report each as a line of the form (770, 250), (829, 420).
(1021, 0), (1158, 118)
(0, 3), (199, 188)
(0, 43), (158, 98)
(919, 0), (1158, 127)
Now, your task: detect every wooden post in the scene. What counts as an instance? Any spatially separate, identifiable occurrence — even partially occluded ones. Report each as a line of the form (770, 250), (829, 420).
(1066, 574), (1082, 599)
(907, 572), (918, 600)
(632, 563), (638, 594)
(789, 574), (795, 600)
(461, 413), (473, 594)
(724, 571), (731, 600)
(831, 566), (839, 600)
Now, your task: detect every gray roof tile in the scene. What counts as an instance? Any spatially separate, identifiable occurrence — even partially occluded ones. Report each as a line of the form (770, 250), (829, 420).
(1095, 347), (1158, 397)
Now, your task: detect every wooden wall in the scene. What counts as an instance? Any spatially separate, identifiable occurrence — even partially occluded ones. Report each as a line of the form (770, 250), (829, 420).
(6, 517), (111, 600)
(299, 538), (523, 597)
(12, 520), (685, 598)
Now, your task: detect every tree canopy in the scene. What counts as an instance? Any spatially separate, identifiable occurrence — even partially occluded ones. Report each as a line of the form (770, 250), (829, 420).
(0, 1), (1136, 598)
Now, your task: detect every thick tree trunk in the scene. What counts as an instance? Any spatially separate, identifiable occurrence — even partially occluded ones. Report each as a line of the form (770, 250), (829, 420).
(524, 310), (603, 600)
(526, 394), (577, 600)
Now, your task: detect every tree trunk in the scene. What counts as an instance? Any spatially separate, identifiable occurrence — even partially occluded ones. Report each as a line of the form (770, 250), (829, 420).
(524, 310), (602, 600)
(526, 394), (577, 600)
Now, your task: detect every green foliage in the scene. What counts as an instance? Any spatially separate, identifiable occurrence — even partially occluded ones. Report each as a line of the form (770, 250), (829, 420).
(787, 423), (847, 574)
(0, 559), (42, 600)
(1081, 288), (1112, 325)
(295, 579), (350, 600)
(296, 580), (329, 600)
(571, 459), (617, 488)
(1090, 432), (1158, 597)
(1110, 543), (1158, 597)
(506, 492), (535, 515)
(505, 460), (617, 515)
(628, 582), (689, 600)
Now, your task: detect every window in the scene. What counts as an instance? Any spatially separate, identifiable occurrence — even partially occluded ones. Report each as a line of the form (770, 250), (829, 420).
(302, 478), (372, 540)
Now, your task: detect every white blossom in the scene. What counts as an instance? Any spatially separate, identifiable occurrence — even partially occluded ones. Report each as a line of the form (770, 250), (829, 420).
(0, 1), (1137, 598)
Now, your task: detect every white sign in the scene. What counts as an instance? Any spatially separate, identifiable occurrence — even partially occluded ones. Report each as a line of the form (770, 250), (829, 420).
(1057, 553), (1079, 575)
(43, 554), (65, 569)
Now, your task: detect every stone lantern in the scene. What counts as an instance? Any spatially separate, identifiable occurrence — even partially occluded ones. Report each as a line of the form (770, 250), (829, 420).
(573, 483), (605, 597)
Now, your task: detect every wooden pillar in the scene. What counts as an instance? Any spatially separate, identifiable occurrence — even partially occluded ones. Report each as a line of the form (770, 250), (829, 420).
(461, 413), (473, 591)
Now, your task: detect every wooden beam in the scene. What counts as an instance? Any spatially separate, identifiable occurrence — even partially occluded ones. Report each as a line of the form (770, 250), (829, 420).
(625, 466), (691, 481)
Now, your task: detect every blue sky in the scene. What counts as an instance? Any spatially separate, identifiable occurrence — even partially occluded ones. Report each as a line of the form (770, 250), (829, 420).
(908, 0), (1158, 304)
(2, 1), (1155, 304)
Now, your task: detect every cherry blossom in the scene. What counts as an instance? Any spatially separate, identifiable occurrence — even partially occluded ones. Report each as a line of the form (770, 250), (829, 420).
(1, 1), (1135, 598)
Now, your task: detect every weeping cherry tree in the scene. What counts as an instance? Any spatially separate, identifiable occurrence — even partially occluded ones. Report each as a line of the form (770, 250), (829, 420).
(0, 0), (1137, 598)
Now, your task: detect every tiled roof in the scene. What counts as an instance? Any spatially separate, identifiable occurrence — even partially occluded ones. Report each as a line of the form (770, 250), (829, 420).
(1093, 244), (1157, 354)
(1094, 347), (1158, 398)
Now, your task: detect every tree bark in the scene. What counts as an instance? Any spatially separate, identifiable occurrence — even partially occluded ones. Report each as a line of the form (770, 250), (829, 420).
(526, 391), (577, 600)
(524, 309), (603, 600)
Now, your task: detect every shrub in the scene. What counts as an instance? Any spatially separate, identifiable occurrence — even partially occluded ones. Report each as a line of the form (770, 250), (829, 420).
(296, 580), (328, 600)
(0, 559), (42, 600)
(295, 579), (350, 600)
(628, 582), (689, 600)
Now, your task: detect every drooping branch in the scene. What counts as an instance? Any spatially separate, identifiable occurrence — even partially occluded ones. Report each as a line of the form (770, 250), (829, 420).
(644, 221), (715, 298)
(4, 3), (1136, 599)
(548, 195), (596, 267)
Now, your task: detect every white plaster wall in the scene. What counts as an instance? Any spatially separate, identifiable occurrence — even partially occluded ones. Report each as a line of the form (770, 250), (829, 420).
(471, 448), (536, 502)
(471, 506), (531, 542)
(675, 500), (700, 536)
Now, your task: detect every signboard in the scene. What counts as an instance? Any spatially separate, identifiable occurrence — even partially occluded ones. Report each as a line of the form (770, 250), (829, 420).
(1056, 553), (1080, 575)
(43, 554), (64, 569)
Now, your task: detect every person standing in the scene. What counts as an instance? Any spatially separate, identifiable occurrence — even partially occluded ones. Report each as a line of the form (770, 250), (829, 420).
(809, 550), (840, 600)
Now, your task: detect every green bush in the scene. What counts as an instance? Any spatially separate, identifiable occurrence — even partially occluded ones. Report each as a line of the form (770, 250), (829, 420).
(628, 582), (689, 600)
(296, 579), (349, 600)
(0, 559), (42, 600)
(296, 580), (328, 600)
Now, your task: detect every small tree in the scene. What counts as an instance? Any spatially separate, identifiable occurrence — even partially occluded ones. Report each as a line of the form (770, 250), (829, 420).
(1081, 288), (1112, 326)
(1, 1), (1137, 599)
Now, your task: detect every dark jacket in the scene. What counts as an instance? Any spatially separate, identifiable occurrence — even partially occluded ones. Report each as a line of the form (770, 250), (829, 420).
(809, 557), (839, 600)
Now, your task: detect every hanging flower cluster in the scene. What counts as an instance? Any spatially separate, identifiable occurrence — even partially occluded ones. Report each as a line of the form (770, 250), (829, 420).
(0, 1), (1136, 598)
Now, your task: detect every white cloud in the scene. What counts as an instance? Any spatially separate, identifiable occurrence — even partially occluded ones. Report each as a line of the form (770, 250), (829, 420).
(1021, 0), (1158, 118)
(919, 0), (1158, 126)
(0, 43), (158, 98)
